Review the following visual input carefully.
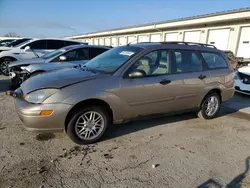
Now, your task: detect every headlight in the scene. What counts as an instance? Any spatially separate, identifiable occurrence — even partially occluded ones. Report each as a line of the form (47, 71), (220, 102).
(20, 66), (27, 70)
(25, 89), (58, 104)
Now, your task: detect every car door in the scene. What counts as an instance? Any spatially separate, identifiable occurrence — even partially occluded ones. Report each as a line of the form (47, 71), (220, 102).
(115, 49), (182, 118)
(19, 40), (48, 59)
(169, 49), (210, 111)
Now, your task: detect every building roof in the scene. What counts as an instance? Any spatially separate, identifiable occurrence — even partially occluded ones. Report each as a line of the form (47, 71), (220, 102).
(67, 7), (250, 39)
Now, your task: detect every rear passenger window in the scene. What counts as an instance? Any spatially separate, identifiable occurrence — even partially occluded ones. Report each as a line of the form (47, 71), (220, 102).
(201, 52), (227, 69)
(64, 41), (80, 46)
(47, 40), (65, 50)
(28, 40), (47, 49)
(89, 48), (108, 59)
(173, 50), (201, 73)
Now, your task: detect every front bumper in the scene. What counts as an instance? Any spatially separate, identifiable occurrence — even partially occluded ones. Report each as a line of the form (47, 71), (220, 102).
(234, 79), (250, 95)
(15, 98), (73, 133)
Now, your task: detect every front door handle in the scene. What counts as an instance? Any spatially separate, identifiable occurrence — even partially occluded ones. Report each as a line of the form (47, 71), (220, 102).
(159, 79), (171, 85)
(198, 74), (206, 80)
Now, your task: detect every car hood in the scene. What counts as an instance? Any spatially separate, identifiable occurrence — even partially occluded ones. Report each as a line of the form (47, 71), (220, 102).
(238, 65), (250, 76)
(20, 67), (105, 94)
(0, 46), (12, 51)
(9, 58), (45, 68)
(25, 60), (89, 73)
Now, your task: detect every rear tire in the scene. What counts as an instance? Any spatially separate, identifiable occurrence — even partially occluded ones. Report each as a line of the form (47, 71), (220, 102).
(10, 77), (22, 89)
(0, 57), (15, 76)
(66, 106), (110, 145)
(197, 92), (220, 119)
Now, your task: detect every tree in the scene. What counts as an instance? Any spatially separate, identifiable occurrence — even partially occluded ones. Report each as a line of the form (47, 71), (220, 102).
(4, 32), (20, 37)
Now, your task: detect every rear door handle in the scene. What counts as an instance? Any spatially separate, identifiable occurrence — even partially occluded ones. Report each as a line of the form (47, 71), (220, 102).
(198, 74), (206, 80)
(159, 79), (171, 85)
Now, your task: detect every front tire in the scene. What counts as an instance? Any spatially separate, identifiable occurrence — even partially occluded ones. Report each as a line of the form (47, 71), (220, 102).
(0, 57), (15, 76)
(66, 106), (110, 144)
(197, 92), (220, 119)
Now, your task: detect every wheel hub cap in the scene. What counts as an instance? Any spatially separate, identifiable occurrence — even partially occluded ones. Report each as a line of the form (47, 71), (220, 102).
(205, 96), (219, 116)
(75, 111), (104, 140)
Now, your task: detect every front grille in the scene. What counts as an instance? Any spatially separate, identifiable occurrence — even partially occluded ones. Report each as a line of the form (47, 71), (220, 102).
(238, 72), (250, 84)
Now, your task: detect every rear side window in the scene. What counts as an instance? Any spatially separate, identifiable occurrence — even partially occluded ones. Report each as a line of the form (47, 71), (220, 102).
(75, 48), (89, 60)
(173, 50), (202, 73)
(64, 41), (80, 46)
(28, 40), (47, 49)
(201, 52), (228, 69)
(47, 40), (65, 50)
(89, 48), (108, 59)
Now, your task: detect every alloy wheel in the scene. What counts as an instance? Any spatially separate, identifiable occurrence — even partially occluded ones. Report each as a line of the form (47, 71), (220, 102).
(75, 111), (105, 140)
(204, 96), (219, 116)
(0, 60), (11, 75)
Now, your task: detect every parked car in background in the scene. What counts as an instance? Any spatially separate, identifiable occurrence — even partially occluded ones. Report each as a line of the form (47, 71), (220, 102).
(234, 63), (250, 95)
(9, 45), (110, 87)
(0, 38), (31, 53)
(0, 38), (85, 75)
(7, 42), (234, 144)
(224, 50), (244, 70)
(0, 39), (15, 46)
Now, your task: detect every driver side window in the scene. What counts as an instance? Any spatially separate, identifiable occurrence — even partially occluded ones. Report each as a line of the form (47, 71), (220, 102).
(129, 50), (170, 77)
(51, 49), (78, 62)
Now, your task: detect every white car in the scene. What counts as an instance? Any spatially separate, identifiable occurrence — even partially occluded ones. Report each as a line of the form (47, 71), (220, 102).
(0, 38), (31, 53)
(0, 38), (85, 75)
(235, 63), (250, 95)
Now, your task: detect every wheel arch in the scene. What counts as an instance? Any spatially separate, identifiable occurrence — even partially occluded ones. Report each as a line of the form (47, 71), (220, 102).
(0, 56), (17, 62)
(64, 98), (114, 131)
(200, 88), (222, 108)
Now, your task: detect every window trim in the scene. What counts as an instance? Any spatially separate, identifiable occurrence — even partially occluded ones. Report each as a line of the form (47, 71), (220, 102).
(123, 49), (171, 79)
(199, 51), (229, 70)
(170, 49), (203, 75)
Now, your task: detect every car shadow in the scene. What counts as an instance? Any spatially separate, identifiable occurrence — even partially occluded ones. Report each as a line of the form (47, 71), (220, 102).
(103, 105), (245, 141)
(197, 156), (250, 188)
(104, 112), (196, 140)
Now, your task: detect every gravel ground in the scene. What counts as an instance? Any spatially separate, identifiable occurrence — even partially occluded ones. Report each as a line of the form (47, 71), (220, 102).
(0, 75), (250, 188)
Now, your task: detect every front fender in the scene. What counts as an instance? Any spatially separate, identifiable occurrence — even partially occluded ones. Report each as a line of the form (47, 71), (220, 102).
(62, 91), (124, 123)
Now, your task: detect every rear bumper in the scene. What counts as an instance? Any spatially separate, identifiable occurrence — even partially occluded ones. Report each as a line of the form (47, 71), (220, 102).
(221, 88), (235, 102)
(15, 98), (72, 133)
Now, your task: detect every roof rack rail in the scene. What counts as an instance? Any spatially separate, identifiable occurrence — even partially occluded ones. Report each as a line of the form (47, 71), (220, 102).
(136, 41), (217, 49)
(161, 41), (217, 49)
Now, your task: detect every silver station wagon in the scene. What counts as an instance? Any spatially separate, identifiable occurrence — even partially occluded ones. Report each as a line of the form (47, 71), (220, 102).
(7, 42), (235, 144)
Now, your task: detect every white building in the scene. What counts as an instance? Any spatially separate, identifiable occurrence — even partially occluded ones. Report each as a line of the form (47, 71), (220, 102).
(66, 8), (250, 58)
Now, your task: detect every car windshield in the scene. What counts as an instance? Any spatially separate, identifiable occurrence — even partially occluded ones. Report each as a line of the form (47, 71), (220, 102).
(6, 39), (30, 47)
(83, 46), (142, 73)
(14, 39), (32, 48)
(0, 40), (13, 46)
(41, 48), (66, 59)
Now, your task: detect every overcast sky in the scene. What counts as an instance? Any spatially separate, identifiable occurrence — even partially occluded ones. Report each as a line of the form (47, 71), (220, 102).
(0, 0), (249, 37)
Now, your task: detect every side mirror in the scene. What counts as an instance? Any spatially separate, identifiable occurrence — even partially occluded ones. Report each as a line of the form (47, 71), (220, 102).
(24, 46), (30, 52)
(59, 56), (67, 61)
(128, 70), (146, 78)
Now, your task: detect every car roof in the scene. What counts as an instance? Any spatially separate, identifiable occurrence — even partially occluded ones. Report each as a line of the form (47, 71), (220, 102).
(62, 44), (111, 51)
(28, 38), (84, 43)
(130, 42), (221, 52)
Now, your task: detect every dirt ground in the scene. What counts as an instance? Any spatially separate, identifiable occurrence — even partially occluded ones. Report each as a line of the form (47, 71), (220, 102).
(0, 75), (250, 188)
